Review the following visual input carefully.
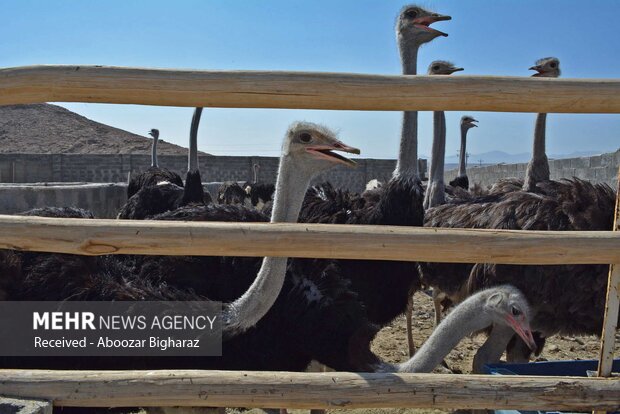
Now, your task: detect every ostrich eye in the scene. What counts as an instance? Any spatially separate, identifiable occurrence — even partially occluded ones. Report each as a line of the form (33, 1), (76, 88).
(433, 65), (440, 71)
(549, 62), (557, 68)
(299, 132), (312, 143)
(405, 10), (418, 18)
(511, 307), (522, 316)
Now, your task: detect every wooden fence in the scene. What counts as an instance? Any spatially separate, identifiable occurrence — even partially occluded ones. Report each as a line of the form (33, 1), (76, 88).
(0, 65), (618, 413)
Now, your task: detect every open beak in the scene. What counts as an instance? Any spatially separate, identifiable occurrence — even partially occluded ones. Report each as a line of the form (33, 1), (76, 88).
(306, 141), (360, 168)
(505, 314), (537, 352)
(413, 14), (451, 37)
(529, 66), (545, 77)
(471, 119), (479, 127)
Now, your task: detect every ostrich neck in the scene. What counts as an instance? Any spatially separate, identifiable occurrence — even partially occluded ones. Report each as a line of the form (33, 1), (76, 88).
(394, 38), (419, 178)
(523, 113), (550, 191)
(253, 166), (258, 183)
(151, 136), (158, 168)
(392, 291), (494, 372)
(424, 111), (446, 208)
(222, 154), (314, 335)
(188, 108), (202, 173)
(457, 126), (468, 177)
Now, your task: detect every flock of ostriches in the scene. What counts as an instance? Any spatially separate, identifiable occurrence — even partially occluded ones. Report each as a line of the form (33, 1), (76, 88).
(0, 4), (617, 414)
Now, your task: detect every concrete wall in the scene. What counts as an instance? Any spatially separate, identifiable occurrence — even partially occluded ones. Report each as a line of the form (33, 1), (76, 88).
(0, 153), (428, 193)
(445, 150), (620, 189)
(0, 155), (429, 218)
(0, 183), (127, 218)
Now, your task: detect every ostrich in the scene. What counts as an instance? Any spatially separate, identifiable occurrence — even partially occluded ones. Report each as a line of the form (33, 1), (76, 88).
(244, 163), (275, 210)
(448, 115), (478, 190)
(490, 57), (561, 194)
(297, 5), (450, 331)
(126, 128), (184, 199)
(405, 60), (472, 356)
(422, 60), (465, 210)
(217, 181), (248, 205)
(118, 108), (208, 219)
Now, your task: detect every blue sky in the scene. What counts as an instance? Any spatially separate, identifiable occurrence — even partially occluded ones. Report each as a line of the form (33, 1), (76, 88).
(2, 0), (619, 160)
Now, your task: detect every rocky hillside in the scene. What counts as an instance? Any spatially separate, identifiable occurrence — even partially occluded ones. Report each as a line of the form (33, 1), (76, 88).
(0, 104), (203, 155)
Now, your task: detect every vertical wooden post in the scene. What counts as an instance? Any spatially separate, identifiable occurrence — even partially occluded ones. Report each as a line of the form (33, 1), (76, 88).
(597, 166), (620, 376)
(594, 167), (620, 414)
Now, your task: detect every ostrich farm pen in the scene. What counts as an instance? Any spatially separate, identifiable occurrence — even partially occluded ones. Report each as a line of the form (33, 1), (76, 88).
(0, 60), (619, 414)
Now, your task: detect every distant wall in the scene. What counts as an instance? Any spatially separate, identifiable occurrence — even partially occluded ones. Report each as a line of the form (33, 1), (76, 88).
(0, 183), (126, 218)
(445, 150), (620, 189)
(0, 154), (428, 193)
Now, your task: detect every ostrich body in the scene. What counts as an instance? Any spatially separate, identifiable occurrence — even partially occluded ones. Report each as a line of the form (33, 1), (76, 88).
(217, 181), (248, 205)
(244, 164), (276, 210)
(449, 115), (479, 190)
(118, 108), (207, 219)
(297, 5), (450, 328)
(126, 128), (184, 199)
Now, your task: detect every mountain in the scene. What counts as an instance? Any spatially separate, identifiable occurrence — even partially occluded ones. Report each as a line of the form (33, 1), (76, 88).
(0, 104), (207, 155)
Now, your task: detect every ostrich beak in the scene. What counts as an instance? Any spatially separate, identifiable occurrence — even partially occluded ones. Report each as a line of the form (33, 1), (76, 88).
(306, 141), (360, 168)
(505, 314), (537, 352)
(529, 66), (545, 77)
(450, 67), (465, 74)
(412, 14), (451, 37)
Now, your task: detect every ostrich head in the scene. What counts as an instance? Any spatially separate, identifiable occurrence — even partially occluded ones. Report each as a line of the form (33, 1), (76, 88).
(427, 60), (463, 75)
(461, 115), (478, 130)
(282, 122), (360, 174)
(529, 57), (561, 78)
(483, 285), (537, 351)
(397, 5), (451, 45)
(148, 129), (159, 139)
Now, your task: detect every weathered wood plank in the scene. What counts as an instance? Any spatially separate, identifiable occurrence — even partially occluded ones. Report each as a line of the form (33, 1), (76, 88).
(0, 370), (618, 411)
(0, 215), (619, 264)
(1, 65), (620, 113)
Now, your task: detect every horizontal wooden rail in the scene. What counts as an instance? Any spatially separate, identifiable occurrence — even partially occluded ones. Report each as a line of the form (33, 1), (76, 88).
(0, 369), (618, 411)
(2, 65), (620, 113)
(0, 215), (619, 264)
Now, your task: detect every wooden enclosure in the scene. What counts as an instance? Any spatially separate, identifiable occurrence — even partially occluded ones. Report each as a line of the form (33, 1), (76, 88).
(0, 65), (618, 413)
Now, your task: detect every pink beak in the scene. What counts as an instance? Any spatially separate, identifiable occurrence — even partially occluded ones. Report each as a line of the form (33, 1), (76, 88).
(505, 314), (537, 351)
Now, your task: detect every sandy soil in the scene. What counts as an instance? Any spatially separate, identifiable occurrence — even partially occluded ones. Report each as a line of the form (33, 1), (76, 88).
(231, 291), (620, 414)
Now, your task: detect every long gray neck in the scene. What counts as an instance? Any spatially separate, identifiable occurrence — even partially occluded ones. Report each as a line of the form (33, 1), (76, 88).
(188, 108), (202, 173)
(523, 113), (549, 192)
(457, 125), (468, 177)
(393, 37), (419, 178)
(222, 154), (314, 335)
(377, 290), (494, 373)
(423, 111), (446, 209)
(253, 166), (258, 183)
(151, 135), (158, 168)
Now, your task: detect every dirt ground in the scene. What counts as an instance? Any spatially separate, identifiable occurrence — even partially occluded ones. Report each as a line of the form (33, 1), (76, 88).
(232, 291), (620, 414)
